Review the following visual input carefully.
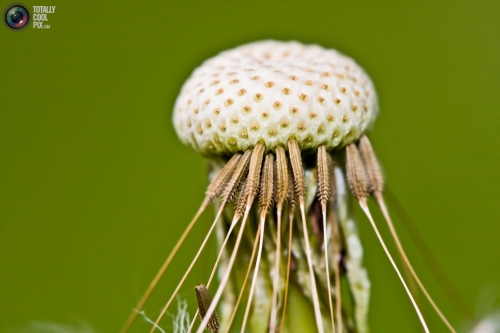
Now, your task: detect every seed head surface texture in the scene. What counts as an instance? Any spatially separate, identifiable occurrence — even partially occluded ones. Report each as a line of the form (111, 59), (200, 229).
(173, 40), (378, 156)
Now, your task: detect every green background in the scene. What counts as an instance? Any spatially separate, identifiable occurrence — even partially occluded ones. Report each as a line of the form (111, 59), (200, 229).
(1, 1), (500, 332)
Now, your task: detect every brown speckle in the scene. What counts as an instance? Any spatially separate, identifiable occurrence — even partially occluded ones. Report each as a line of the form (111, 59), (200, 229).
(229, 139), (236, 146)
(251, 123), (259, 130)
(318, 125), (325, 133)
(351, 104), (358, 111)
(220, 124), (227, 131)
(197, 126), (203, 134)
(225, 98), (234, 106)
(210, 80), (220, 86)
(251, 76), (260, 80)
(282, 87), (291, 95)
(281, 121), (289, 128)
(318, 97), (325, 104)
(364, 105), (368, 112)
(214, 108), (220, 115)
(255, 93), (263, 102)
(230, 79), (239, 84)
(194, 108), (199, 114)
(243, 106), (252, 112)
(334, 98), (341, 105)
(354, 90), (360, 96)
(268, 128), (277, 136)
(273, 101), (282, 109)
(305, 80), (314, 86)
(298, 123), (306, 131)
(299, 93), (308, 102)
(289, 75), (297, 81)
(231, 117), (239, 124)
(205, 99), (211, 105)
(322, 72), (330, 77)
(290, 107), (299, 114)
(262, 111), (269, 118)
(265, 82), (275, 88)
(216, 88), (224, 95)
(240, 131), (248, 138)
(199, 88), (205, 93)
(205, 119), (211, 127)
(238, 89), (247, 96)
(310, 112), (317, 118)
(322, 84), (329, 90)
(343, 115), (349, 122)
(327, 114), (334, 122)
(336, 73), (345, 79)
(340, 87), (346, 93)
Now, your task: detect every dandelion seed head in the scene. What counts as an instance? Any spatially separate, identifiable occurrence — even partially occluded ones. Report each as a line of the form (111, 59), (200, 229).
(173, 40), (378, 155)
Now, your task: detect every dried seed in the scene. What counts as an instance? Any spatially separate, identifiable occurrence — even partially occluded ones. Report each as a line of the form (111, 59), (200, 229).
(358, 135), (384, 195)
(259, 153), (275, 215)
(195, 284), (220, 333)
(275, 146), (289, 208)
(287, 138), (305, 201)
(221, 150), (252, 206)
(345, 143), (369, 200)
(317, 145), (330, 210)
(206, 154), (241, 202)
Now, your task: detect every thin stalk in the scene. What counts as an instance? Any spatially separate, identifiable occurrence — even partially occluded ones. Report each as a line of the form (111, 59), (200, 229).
(359, 199), (429, 333)
(150, 206), (227, 333)
(376, 193), (456, 333)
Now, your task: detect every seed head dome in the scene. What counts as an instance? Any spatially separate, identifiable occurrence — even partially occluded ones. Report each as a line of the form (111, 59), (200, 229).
(173, 40), (378, 156)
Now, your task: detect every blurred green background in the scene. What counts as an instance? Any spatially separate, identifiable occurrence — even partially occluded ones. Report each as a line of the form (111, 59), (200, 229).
(1, 1), (500, 332)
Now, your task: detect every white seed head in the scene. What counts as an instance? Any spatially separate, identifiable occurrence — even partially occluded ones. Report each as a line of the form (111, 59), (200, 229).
(173, 40), (378, 155)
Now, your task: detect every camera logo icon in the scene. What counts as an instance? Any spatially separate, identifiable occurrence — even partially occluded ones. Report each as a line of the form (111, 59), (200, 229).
(3, 3), (30, 31)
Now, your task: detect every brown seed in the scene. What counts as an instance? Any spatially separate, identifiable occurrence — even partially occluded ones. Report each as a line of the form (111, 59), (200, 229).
(345, 143), (369, 200)
(244, 143), (266, 202)
(317, 145), (330, 210)
(221, 150), (252, 206)
(288, 138), (305, 201)
(275, 146), (289, 208)
(195, 284), (220, 333)
(358, 135), (384, 195)
(259, 154), (275, 215)
(206, 154), (241, 202)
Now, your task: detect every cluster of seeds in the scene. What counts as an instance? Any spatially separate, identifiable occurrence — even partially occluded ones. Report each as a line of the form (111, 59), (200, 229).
(173, 40), (378, 155)
(121, 41), (457, 333)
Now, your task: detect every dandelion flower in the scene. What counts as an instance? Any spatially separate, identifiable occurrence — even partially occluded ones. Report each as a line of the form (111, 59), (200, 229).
(121, 40), (456, 333)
